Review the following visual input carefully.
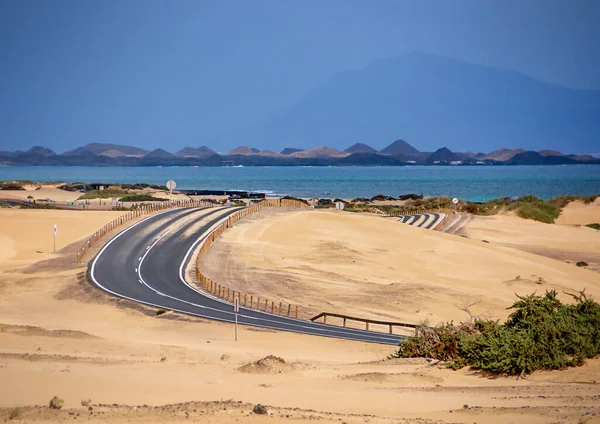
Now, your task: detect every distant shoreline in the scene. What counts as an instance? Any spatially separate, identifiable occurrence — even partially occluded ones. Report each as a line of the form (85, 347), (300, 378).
(1, 165), (599, 203)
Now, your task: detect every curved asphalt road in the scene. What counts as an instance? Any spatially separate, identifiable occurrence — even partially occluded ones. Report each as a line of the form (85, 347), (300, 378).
(91, 207), (402, 345)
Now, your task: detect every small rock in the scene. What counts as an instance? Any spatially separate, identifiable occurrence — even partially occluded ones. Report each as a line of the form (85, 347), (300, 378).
(253, 404), (268, 415)
(463, 404), (469, 409)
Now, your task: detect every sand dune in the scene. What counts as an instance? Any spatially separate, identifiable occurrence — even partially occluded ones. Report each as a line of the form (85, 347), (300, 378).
(200, 209), (600, 325)
(556, 197), (600, 225)
(1, 207), (599, 423)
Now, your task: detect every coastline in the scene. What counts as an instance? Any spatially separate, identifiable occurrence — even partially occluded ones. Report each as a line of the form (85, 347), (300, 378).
(1, 165), (600, 202)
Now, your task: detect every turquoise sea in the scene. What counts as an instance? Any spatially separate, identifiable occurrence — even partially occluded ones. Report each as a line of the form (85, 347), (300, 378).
(0, 165), (599, 202)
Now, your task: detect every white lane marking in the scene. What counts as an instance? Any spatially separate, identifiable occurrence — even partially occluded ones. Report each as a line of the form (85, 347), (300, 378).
(141, 210), (400, 342)
(136, 210), (398, 342)
(90, 208), (400, 344)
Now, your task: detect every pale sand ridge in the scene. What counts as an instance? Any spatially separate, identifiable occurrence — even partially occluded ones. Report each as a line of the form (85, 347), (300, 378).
(0, 207), (599, 423)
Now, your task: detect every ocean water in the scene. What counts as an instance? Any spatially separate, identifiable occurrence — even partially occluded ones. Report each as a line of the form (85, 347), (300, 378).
(0, 165), (599, 202)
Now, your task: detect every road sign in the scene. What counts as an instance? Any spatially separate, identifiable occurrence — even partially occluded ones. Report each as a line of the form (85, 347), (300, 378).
(452, 198), (459, 204)
(335, 201), (345, 210)
(166, 180), (176, 194)
(226, 199), (231, 207)
(111, 197), (117, 207)
(234, 298), (239, 341)
(53, 224), (57, 252)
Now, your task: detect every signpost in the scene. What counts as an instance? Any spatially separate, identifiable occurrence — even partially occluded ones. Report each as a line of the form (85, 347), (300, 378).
(166, 180), (177, 195)
(53, 224), (57, 252)
(226, 199), (231, 207)
(335, 201), (345, 211)
(452, 197), (459, 212)
(234, 297), (239, 341)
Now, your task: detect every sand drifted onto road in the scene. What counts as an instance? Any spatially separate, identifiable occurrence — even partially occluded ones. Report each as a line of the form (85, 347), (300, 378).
(200, 209), (600, 326)
(1, 207), (600, 423)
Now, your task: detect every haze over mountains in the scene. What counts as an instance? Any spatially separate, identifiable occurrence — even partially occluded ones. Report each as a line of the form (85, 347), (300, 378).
(219, 52), (600, 154)
(2, 140), (598, 167)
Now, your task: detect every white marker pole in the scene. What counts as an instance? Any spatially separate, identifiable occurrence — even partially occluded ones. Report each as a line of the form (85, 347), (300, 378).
(234, 297), (239, 341)
(53, 224), (57, 252)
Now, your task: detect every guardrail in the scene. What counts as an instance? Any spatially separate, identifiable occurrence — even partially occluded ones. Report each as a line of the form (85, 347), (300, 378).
(310, 312), (418, 334)
(194, 198), (310, 318)
(76, 199), (216, 263)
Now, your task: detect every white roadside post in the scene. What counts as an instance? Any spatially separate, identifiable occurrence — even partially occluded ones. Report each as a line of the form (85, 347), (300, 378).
(234, 297), (239, 341)
(53, 224), (57, 252)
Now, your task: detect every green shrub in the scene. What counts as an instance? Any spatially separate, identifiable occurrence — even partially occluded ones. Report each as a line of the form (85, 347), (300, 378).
(548, 195), (599, 208)
(30, 203), (60, 209)
(512, 201), (560, 223)
(79, 189), (129, 199)
(118, 194), (167, 202)
(9, 407), (21, 420)
(80, 398), (92, 407)
(576, 261), (588, 267)
(585, 223), (600, 230)
(121, 183), (168, 190)
(0, 182), (25, 190)
(394, 290), (600, 375)
(49, 396), (64, 410)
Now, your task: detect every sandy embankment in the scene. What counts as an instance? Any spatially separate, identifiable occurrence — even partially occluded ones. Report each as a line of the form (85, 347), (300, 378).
(200, 209), (600, 326)
(556, 197), (600, 225)
(0, 183), (197, 208)
(1, 207), (600, 423)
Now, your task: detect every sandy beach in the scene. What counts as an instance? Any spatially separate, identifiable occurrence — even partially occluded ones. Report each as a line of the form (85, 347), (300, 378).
(1, 201), (599, 423)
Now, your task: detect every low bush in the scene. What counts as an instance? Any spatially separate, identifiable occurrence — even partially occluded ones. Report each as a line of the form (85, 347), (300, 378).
(9, 407), (21, 420)
(397, 193), (423, 201)
(81, 398), (92, 407)
(393, 290), (600, 375)
(548, 195), (599, 208)
(0, 182), (25, 190)
(57, 183), (87, 192)
(79, 189), (128, 199)
(586, 223), (600, 230)
(121, 183), (168, 190)
(370, 194), (395, 201)
(576, 261), (589, 267)
(118, 194), (168, 202)
(315, 198), (334, 208)
(49, 396), (64, 410)
(30, 203), (60, 209)
(513, 200), (560, 223)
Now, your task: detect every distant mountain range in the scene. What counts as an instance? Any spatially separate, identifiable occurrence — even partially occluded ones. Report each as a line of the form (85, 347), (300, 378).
(1, 141), (598, 167)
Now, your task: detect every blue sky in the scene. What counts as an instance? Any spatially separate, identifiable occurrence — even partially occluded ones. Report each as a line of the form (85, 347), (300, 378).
(1, 0), (599, 153)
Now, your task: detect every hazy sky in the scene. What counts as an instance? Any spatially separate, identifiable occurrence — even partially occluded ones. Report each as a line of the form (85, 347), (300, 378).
(1, 0), (599, 153)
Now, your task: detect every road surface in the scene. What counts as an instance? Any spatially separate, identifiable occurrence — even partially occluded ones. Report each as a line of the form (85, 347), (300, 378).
(90, 206), (402, 345)
(398, 212), (447, 229)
